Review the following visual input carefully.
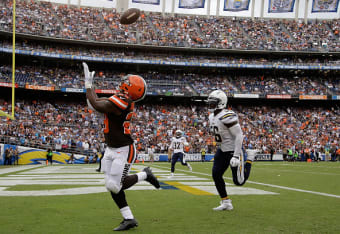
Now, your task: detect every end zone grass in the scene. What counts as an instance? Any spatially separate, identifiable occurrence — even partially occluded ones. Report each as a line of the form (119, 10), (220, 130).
(0, 162), (339, 234)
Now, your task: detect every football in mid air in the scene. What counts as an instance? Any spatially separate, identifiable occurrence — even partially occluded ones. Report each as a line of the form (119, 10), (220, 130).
(120, 8), (141, 25)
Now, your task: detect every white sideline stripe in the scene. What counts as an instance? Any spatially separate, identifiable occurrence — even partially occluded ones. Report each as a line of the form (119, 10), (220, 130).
(152, 164), (340, 199)
(246, 181), (340, 199)
(0, 186), (107, 196)
(0, 165), (41, 174)
(0, 180), (149, 186)
(8, 175), (105, 179)
(194, 186), (278, 195)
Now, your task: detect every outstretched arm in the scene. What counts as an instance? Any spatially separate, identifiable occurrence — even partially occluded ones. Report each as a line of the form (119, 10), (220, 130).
(83, 62), (121, 115)
(86, 88), (121, 114)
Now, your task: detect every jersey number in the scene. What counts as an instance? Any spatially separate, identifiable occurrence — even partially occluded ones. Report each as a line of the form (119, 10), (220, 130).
(104, 114), (109, 133)
(123, 112), (134, 135)
(174, 142), (181, 149)
(213, 126), (222, 143)
(103, 112), (134, 135)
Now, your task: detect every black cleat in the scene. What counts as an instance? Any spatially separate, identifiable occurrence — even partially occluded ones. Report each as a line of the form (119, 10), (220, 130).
(95, 168), (100, 172)
(113, 219), (138, 231)
(143, 167), (160, 189)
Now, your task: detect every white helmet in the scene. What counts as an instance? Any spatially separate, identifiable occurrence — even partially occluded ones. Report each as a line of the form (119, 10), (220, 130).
(206, 90), (227, 110)
(175, 130), (182, 138)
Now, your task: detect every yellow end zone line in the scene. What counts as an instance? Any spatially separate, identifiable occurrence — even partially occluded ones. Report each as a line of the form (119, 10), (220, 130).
(166, 181), (214, 195)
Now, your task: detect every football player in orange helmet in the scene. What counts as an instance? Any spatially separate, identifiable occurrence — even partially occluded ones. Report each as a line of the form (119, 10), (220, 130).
(119, 74), (147, 102)
(83, 62), (159, 231)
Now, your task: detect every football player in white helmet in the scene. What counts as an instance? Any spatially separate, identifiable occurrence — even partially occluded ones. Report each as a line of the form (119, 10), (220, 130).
(206, 90), (255, 211)
(168, 130), (192, 177)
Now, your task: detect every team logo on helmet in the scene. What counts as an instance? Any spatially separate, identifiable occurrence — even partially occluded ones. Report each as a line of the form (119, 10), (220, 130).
(119, 75), (147, 102)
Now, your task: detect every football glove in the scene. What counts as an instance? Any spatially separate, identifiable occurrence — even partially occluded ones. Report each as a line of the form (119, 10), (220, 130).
(83, 62), (95, 89)
(230, 155), (240, 167)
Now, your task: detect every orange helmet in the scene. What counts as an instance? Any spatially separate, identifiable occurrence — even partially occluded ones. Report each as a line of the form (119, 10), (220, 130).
(119, 74), (147, 102)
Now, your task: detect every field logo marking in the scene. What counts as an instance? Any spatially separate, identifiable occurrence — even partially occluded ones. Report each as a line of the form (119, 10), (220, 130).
(0, 165), (277, 196)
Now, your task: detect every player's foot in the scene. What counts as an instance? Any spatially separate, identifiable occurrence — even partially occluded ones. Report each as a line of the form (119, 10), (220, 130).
(246, 149), (257, 161)
(187, 163), (192, 172)
(113, 219), (138, 231)
(213, 199), (233, 211)
(167, 172), (174, 178)
(143, 167), (160, 189)
(95, 168), (100, 172)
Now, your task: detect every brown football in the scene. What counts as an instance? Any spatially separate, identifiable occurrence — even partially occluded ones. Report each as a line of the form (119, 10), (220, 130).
(120, 8), (141, 25)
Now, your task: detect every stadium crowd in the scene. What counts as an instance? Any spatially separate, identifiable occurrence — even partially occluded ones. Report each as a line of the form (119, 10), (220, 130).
(0, 65), (339, 96)
(0, 0), (340, 51)
(3, 39), (340, 67)
(0, 99), (339, 161)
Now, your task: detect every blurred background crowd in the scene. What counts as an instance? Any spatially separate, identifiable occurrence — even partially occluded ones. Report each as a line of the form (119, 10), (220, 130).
(0, 0), (340, 52)
(0, 64), (339, 96)
(0, 99), (338, 159)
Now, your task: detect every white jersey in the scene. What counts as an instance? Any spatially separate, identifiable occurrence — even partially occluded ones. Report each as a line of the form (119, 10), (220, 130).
(169, 136), (187, 154)
(209, 109), (243, 154)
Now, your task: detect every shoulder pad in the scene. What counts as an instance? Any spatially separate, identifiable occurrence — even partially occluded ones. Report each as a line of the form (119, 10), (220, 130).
(108, 94), (131, 110)
(219, 110), (237, 121)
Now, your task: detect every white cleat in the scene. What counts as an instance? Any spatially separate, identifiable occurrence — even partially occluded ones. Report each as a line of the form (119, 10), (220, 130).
(167, 173), (174, 178)
(213, 199), (233, 211)
(188, 163), (192, 172)
(246, 149), (258, 161)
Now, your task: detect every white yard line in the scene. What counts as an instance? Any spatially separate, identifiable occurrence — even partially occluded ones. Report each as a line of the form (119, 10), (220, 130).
(0, 165), (41, 175)
(151, 164), (340, 199)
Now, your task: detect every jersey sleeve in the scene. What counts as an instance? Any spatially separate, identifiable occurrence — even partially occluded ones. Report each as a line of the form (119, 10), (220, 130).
(168, 138), (173, 149)
(219, 111), (239, 128)
(108, 94), (130, 110)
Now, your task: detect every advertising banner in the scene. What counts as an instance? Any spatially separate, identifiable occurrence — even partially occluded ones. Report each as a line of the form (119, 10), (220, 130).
(234, 93), (259, 98)
(267, 94), (292, 99)
(224, 0), (251, 11)
(299, 95), (327, 100)
(132, 0), (160, 4)
(95, 89), (116, 94)
(268, 0), (295, 13)
(61, 88), (86, 93)
(25, 84), (55, 91)
(0, 82), (18, 88)
(312, 0), (339, 12)
(179, 0), (205, 8)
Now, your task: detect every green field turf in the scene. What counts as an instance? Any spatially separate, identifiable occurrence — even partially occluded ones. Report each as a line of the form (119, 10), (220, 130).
(0, 161), (339, 234)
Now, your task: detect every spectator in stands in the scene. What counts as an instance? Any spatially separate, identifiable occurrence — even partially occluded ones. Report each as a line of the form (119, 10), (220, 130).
(46, 148), (53, 165)
(68, 153), (75, 164)
(13, 148), (19, 165)
(4, 148), (10, 165)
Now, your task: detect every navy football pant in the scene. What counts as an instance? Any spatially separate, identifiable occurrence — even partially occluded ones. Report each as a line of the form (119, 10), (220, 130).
(171, 152), (188, 173)
(212, 148), (252, 198)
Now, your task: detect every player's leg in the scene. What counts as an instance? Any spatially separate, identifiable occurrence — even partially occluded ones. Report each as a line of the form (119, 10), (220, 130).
(121, 145), (160, 190)
(231, 149), (255, 186)
(103, 146), (138, 231)
(96, 154), (104, 172)
(180, 153), (192, 171)
(212, 149), (233, 211)
(171, 153), (179, 175)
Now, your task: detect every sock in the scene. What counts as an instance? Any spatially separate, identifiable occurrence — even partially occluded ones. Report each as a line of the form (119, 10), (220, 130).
(121, 175), (138, 190)
(120, 206), (134, 220)
(136, 172), (147, 181)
